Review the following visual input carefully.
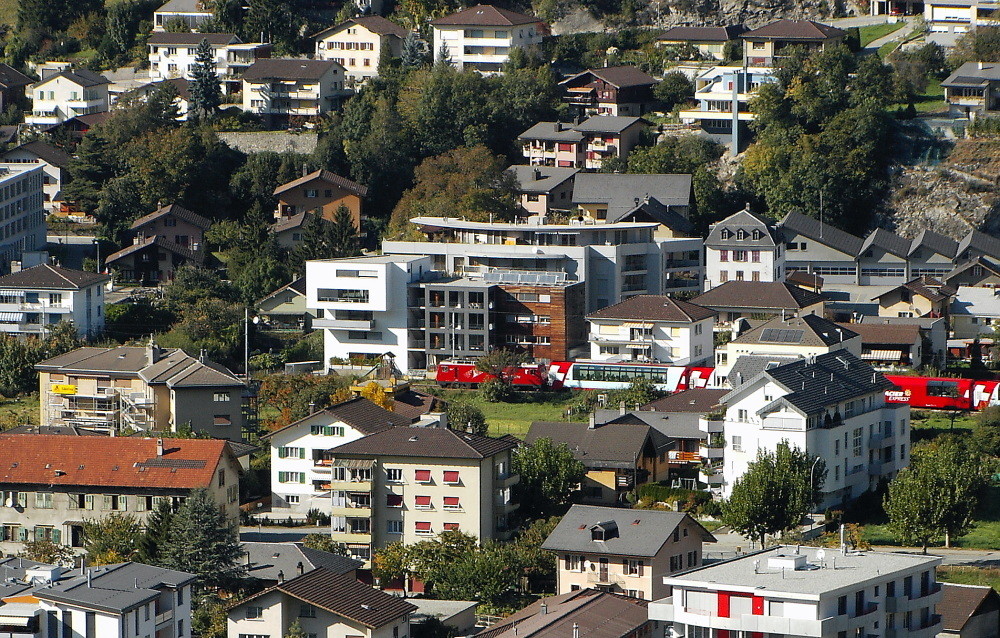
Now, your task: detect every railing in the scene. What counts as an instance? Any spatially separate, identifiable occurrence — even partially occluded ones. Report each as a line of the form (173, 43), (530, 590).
(586, 572), (625, 586)
(155, 609), (174, 625)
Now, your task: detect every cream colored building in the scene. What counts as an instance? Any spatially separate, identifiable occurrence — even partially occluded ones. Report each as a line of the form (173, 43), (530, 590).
(26, 67), (109, 127)
(314, 16), (408, 88)
(35, 342), (247, 440)
(542, 505), (715, 601)
(587, 295), (716, 366)
(324, 427), (519, 565)
(241, 58), (346, 122)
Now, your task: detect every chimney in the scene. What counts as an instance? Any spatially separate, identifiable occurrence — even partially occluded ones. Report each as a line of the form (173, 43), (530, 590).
(979, 61), (985, 70)
(619, 401), (627, 416)
(297, 561), (304, 576)
(245, 552), (251, 566)
(302, 163), (309, 177)
(277, 570), (284, 583)
(199, 349), (207, 363)
(573, 623), (580, 638)
(156, 439), (164, 457)
(146, 337), (161, 365)
(588, 413), (596, 429)
(540, 602), (547, 616)
(86, 569), (92, 588)
(532, 168), (542, 181)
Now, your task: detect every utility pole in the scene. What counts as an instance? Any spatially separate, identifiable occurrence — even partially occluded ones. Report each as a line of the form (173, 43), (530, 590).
(244, 306), (250, 379)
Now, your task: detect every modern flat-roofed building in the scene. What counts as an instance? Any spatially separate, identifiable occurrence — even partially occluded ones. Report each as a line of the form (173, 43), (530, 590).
(679, 65), (776, 154)
(152, 0), (212, 31)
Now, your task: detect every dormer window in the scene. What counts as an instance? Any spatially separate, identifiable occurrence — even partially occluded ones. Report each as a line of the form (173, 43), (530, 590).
(737, 229), (746, 240)
(720, 228), (731, 240)
(752, 229), (762, 240)
(590, 521), (618, 541)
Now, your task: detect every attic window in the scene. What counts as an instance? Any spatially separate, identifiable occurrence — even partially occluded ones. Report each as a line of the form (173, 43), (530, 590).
(720, 228), (731, 240)
(752, 229), (762, 240)
(591, 521), (618, 541)
(737, 229), (746, 240)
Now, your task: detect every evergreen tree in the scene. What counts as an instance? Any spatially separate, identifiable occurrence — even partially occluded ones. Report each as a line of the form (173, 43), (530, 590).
(63, 133), (114, 214)
(292, 213), (337, 264)
(189, 39), (223, 122)
(160, 488), (245, 590)
(329, 204), (360, 258)
(138, 498), (175, 565)
(437, 40), (451, 66)
(401, 31), (425, 68)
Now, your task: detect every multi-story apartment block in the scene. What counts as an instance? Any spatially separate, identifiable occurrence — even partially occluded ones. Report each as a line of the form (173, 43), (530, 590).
(431, 4), (545, 73)
(519, 116), (648, 169)
(0, 434), (240, 554)
(0, 559), (196, 638)
(543, 505), (715, 601)
(587, 295), (716, 365)
(242, 58), (347, 123)
(705, 208), (785, 290)
(35, 342), (248, 439)
(26, 68), (109, 127)
(323, 427), (519, 565)
(0, 264), (108, 337)
(509, 165), (578, 216)
(919, 0), (999, 43)
(314, 16), (408, 88)
(559, 66), (657, 117)
(719, 351), (908, 508)
(656, 25), (747, 60)
(0, 140), (72, 213)
(742, 19), (846, 66)
(147, 33), (271, 93)
(263, 398), (411, 516)
(152, 0), (212, 31)
(649, 545), (943, 638)
(679, 66), (776, 155)
(0, 165), (46, 272)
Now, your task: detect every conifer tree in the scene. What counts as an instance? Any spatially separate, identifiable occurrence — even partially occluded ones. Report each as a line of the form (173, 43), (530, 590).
(401, 31), (425, 68)
(138, 496), (175, 565)
(189, 39), (223, 121)
(329, 204), (360, 258)
(160, 489), (245, 590)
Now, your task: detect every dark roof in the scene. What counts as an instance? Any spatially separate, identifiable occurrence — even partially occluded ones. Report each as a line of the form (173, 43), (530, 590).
(786, 270), (824, 289)
(658, 25), (747, 42)
(243, 58), (341, 82)
(559, 66), (657, 89)
(588, 295), (716, 323)
(33, 562), (196, 615)
(727, 355), (798, 388)
(872, 277), (951, 304)
(573, 115), (645, 133)
(542, 505), (714, 556)
(3, 425), (107, 436)
(779, 211), (863, 256)
(742, 19), (846, 41)
(130, 203), (212, 231)
(431, 4), (541, 26)
(731, 314), (857, 348)
(329, 426), (519, 460)
(36, 345), (243, 387)
(274, 169), (368, 198)
(38, 68), (109, 88)
(706, 209), (781, 249)
(692, 281), (825, 311)
(156, 0), (212, 12)
(146, 32), (239, 45)
(477, 589), (649, 638)
(271, 211), (332, 234)
(0, 264), (108, 290)
(943, 62), (1000, 87)
(938, 583), (1000, 632)
(144, 77), (192, 100)
(525, 421), (669, 469)
(860, 228), (911, 259)
(909, 229), (958, 258)
(105, 236), (204, 265)
(262, 397), (410, 439)
(518, 121), (585, 142)
(241, 567), (416, 628)
(0, 63), (33, 89)
(392, 389), (446, 423)
(640, 388), (728, 413)
(242, 542), (361, 583)
(258, 277), (307, 304)
(944, 255), (1000, 283)
(315, 16), (409, 39)
(957, 229), (1000, 261)
(617, 197), (694, 234)
(835, 322), (920, 346)
(723, 351), (894, 417)
(571, 173), (692, 220)
(509, 165), (578, 194)
(3, 140), (72, 168)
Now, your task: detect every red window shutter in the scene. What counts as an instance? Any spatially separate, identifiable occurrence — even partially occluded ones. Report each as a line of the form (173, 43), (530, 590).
(443, 522), (460, 531)
(751, 633), (763, 638)
(718, 592), (731, 618)
(415, 521), (431, 531)
(443, 471), (460, 483)
(415, 495), (431, 505)
(752, 596), (764, 615)
(638, 561), (644, 576)
(415, 469), (431, 482)
(444, 496), (460, 506)
(718, 631), (730, 638)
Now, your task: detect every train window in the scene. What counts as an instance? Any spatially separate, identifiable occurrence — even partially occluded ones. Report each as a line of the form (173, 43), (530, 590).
(926, 381), (960, 398)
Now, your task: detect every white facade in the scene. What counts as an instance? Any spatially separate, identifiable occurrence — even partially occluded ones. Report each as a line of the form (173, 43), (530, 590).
(26, 73), (108, 127)
(0, 274), (107, 338)
(0, 166), (46, 273)
(588, 316), (714, 365)
(0, 149), (67, 214)
(704, 209), (785, 291)
(650, 545), (943, 638)
(242, 60), (346, 119)
(306, 255), (433, 374)
(431, 10), (544, 73)
(148, 36), (268, 88)
(314, 19), (405, 87)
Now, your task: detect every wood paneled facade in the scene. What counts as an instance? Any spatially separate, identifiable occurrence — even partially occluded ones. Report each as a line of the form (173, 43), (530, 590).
(494, 281), (586, 361)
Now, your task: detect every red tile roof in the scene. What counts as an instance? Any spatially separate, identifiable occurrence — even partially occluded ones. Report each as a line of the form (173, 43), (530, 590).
(0, 435), (232, 489)
(273, 169), (368, 198)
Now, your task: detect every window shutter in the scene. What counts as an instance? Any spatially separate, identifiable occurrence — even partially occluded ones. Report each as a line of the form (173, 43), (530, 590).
(565, 554), (571, 568)
(51, 528), (61, 545)
(638, 561), (644, 576)
(278, 448), (285, 459)
(299, 473), (306, 484)
(17, 492), (26, 508)
(299, 448), (305, 459)
(34, 527), (44, 541)
(85, 494), (94, 510)
(121, 496), (128, 511)
(18, 527), (27, 542)
(103, 495), (112, 510)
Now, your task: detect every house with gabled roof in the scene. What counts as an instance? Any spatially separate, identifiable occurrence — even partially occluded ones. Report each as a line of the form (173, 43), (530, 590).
(242, 541), (362, 586)
(227, 567), (416, 638)
(508, 164), (578, 216)
(104, 204), (211, 284)
(836, 320), (923, 369)
(858, 228), (912, 286)
(871, 276), (953, 318)
(957, 228), (1000, 263)
(951, 285), (1000, 339)
(586, 295), (716, 365)
(26, 67), (109, 127)
(1, 140), (73, 213)
(944, 255), (1000, 288)
(241, 58), (347, 123)
(0, 263), (109, 337)
(273, 168), (367, 231)
(779, 211), (864, 285)
(0, 434), (242, 553)
(908, 229), (959, 279)
(431, 4), (545, 73)
(314, 16), (409, 87)
(559, 66), (657, 116)
(257, 277), (312, 332)
(542, 505), (715, 600)
(742, 19), (845, 66)
(705, 208), (785, 290)
(938, 582), (1000, 638)
(657, 25), (747, 60)
(519, 116), (648, 169)
(571, 172), (693, 229)
(479, 589), (652, 638)
(0, 63), (32, 112)
(691, 281), (825, 324)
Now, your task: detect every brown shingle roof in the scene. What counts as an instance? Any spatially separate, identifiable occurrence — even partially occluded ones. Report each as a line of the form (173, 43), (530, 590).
(0, 264), (108, 290)
(692, 281), (825, 311)
(525, 421), (669, 469)
(315, 16), (409, 39)
(587, 295), (716, 323)
(105, 236), (204, 265)
(243, 568), (416, 628)
(242, 58), (341, 82)
(431, 4), (541, 26)
(872, 277), (951, 304)
(559, 66), (656, 89)
(274, 169), (368, 198)
(392, 390), (446, 423)
(4, 140), (73, 168)
(640, 388), (728, 412)
(262, 397), (412, 439)
(477, 589), (648, 638)
(938, 583), (1000, 632)
(130, 204), (212, 231)
(329, 427), (519, 459)
(742, 19), (845, 41)
(0, 435), (232, 489)
(0, 63), (32, 89)
(658, 25), (747, 42)
(835, 322), (920, 346)
(146, 32), (240, 46)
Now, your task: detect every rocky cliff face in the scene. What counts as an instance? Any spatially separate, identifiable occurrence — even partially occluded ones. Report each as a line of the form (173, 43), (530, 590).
(645, 0), (842, 28)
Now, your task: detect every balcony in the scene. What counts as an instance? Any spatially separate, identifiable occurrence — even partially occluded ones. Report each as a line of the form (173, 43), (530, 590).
(330, 530), (373, 543)
(586, 572), (626, 586)
(154, 609), (174, 626)
(332, 503), (372, 517)
(648, 597), (673, 622)
(328, 479), (372, 492)
(313, 317), (374, 330)
(884, 584), (942, 612)
(669, 451), (702, 463)
(868, 461), (884, 476)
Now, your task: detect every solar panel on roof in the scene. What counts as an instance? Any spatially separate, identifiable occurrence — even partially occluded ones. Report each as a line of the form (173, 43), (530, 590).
(758, 328), (805, 344)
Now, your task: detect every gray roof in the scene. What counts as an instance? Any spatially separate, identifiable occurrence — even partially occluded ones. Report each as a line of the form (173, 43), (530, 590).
(0, 264), (108, 290)
(731, 314), (857, 348)
(944, 255), (1000, 284)
(508, 165), (578, 194)
(262, 398), (411, 439)
(860, 228), (910, 259)
(525, 421), (669, 469)
(779, 211), (863, 256)
(572, 115), (645, 133)
(155, 0), (212, 13)
(3, 140), (73, 168)
(38, 68), (109, 88)
(598, 408), (705, 440)
(617, 196), (694, 234)
(909, 229), (958, 258)
(242, 542), (361, 583)
(518, 121), (585, 142)
(559, 66), (657, 89)
(572, 173), (692, 221)
(692, 281), (825, 311)
(727, 355), (798, 388)
(329, 427), (519, 460)
(541, 505), (714, 557)
(409, 599), (479, 625)
(942, 62), (1000, 88)
(34, 562), (195, 615)
(243, 58), (340, 82)
(723, 351), (894, 417)
(588, 294), (716, 323)
(706, 209), (781, 249)
(665, 545), (938, 596)
(146, 32), (239, 46)
(950, 285), (1000, 318)
(35, 346), (243, 388)
(477, 589), (649, 638)
(957, 229), (1000, 261)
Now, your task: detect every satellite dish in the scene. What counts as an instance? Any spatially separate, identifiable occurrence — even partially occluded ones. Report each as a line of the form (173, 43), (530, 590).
(816, 549), (826, 561)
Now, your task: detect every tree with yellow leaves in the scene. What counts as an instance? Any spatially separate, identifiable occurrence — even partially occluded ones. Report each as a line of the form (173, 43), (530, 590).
(360, 382), (394, 411)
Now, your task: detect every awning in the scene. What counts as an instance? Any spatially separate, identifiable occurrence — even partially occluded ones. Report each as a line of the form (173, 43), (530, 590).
(862, 349), (905, 361)
(0, 312), (24, 323)
(63, 520), (85, 526)
(0, 616), (33, 627)
(332, 459), (375, 469)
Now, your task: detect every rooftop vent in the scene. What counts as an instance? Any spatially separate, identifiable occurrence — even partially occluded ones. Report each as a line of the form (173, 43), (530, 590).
(25, 565), (61, 585)
(767, 553), (808, 571)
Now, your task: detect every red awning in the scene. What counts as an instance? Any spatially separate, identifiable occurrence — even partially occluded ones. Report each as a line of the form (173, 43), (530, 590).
(415, 521), (432, 531)
(444, 496), (460, 506)
(443, 471), (460, 483)
(415, 495), (431, 506)
(443, 523), (460, 531)
(414, 469), (431, 482)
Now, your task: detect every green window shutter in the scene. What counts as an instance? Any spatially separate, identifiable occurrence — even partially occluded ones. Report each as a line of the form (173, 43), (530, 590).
(103, 495), (112, 510)
(120, 496), (128, 511)
(299, 473), (306, 484)
(85, 494), (94, 510)
(299, 448), (305, 459)
(51, 528), (61, 544)
(34, 527), (43, 541)
(17, 527), (27, 542)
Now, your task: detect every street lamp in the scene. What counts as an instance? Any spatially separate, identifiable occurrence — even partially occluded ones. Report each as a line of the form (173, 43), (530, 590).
(92, 238), (101, 273)
(809, 456), (822, 530)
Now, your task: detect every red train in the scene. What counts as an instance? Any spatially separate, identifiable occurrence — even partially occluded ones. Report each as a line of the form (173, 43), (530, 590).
(435, 360), (1000, 411)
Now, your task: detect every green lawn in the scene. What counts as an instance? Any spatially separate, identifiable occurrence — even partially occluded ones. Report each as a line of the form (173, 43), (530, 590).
(910, 409), (978, 442)
(862, 485), (1000, 550)
(938, 565), (1000, 591)
(434, 388), (584, 438)
(860, 21), (906, 47)
(914, 76), (947, 114)
(0, 394), (39, 429)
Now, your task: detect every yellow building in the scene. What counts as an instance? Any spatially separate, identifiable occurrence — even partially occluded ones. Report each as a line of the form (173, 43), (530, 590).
(872, 277), (952, 318)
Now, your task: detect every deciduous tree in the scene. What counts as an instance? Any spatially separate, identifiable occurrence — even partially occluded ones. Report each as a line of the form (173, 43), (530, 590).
(448, 402), (488, 436)
(83, 513), (143, 564)
(513, 437), (585, 519)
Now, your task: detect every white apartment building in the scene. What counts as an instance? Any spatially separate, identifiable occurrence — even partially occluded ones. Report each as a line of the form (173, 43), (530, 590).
(719, 351), (908, 508)
(263, 398), (412, 517)
(26, 68), (109, 127)
(241, 58), (346, 122)
(705, 208), (785, 291)
(650, 545), (943, 638)
(586, 295), (716, 365)
(679, 66), (776, 155)
(147, 33), (271, 92)
(314, 16), (408, 87)
(0, 141), (72, 214)
(306, 255), (433, 374)
(0, 165), (46, 273)
(0, 264), (108, 337)
(431, 4), (545, 73)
